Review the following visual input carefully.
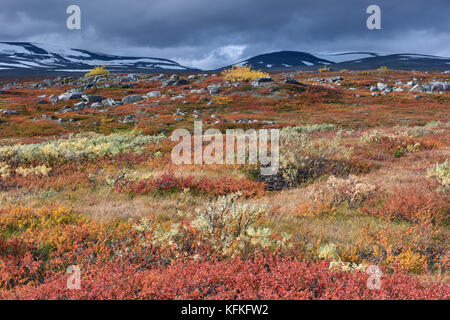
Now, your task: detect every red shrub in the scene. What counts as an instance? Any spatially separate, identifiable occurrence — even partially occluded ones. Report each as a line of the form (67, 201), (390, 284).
(115, 172), (266, 198)
(3, 256), (448, 300)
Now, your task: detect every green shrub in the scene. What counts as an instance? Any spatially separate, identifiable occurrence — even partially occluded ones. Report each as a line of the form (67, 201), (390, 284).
(427, 160), (449, 187)
(0, 131), (165, 165)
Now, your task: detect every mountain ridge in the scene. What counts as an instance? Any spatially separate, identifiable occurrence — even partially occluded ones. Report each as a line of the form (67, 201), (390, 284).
(0, 42), (199, 77)
(222, 50), (450, 71)
(1, 42), (449, 77)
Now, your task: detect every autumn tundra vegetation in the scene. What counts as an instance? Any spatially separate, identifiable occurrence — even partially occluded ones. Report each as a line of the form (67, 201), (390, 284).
(0, 65), (448, 299)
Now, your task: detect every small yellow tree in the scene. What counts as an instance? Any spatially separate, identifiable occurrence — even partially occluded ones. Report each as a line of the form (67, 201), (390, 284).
(222, 65), (269, 82)
(85, 65), (109, 77)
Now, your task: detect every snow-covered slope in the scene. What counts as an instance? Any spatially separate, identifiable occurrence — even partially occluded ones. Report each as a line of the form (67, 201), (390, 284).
(0, 42), (197, 75)
(314, 52), (379, 63)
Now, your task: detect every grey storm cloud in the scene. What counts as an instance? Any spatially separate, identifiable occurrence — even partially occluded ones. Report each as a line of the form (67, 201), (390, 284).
(1, 0), (449, 69)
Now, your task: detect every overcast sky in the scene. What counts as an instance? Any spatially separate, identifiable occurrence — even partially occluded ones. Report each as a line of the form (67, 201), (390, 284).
(1, 0), (449, 69)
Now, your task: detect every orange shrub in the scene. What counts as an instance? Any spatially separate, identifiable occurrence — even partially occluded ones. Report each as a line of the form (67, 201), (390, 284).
(364, 181), (448, 224)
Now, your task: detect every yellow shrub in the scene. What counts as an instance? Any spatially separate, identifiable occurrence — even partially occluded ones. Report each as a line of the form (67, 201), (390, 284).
(392, 249), (427, 273)
(85, 65), (109, 77)
(0, 162), (11, 179)
(211, 96), (233, 105)
(377, 66), (389, 72)
(15, 165), (52, 177)
(222, 65), (269, 82)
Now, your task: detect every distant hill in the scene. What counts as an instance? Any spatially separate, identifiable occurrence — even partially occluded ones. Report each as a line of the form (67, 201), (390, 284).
(1, 43), (449, 78)
(222, 50), (450, 71)
(0, 42), (199, 77)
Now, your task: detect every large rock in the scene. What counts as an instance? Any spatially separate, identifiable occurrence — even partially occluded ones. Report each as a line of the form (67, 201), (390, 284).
(377, 82), (390, 91)
(61, 106), (74, 113)
(207, 83), (221, 94)
(0, 109), (18, 114)
(161, 79), (176, 88)
(58, 89), (84, 101)
(190, 88), (205, 94)
(123, 114), (135, 123)
(410, 84), (426, 93)
(149, 74), (166, 81)
(285, 76), (299, 85)
(254, 76), (273, 83)
(145, 91), (161, 98)
(173, 79), (190, 86)
(42, 114), (56, 120)
(121, 74), (139, 82)
(83, 95), (104, 103)
(102, 98), (116, 106)
(429, 81), (450, 92)
(122, 94), (142, 104)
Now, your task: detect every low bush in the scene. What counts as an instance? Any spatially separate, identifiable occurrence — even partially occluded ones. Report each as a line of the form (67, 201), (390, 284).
(222, 65), (269, 82)
(299, 175), (378, 215)
(427, 160), (449, 188)
(114, 172), (266, 198)
(3, 255), (448, 300)
(0, 131), (164, 165)
(85, 65), (109, 77)
(363, 181), (448, 224)
(0, 205), (448, 300)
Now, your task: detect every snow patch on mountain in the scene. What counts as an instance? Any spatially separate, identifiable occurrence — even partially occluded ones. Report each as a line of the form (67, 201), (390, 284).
(314, 52), (378, 63)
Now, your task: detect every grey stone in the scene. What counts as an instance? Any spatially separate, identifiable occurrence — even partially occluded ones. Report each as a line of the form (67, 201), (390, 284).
(149, 74), (166, 81)
(74, 101), (87, 108)
(285, 76), (299, 85)
(83, 95), (104, 103)
(61, 106), (74, 113)
(145, 91), (161, 98)
(173, 79), (190, 86)
(122, 94), (142, 104)
(0, 109), (18, 114)
(430, 81), (450, 92)
(42, 114), (56, 120)
(377, 82), (390, 91)
(410, 84), (426, 93)
(49, 95), (58, 103)
(190, 88), (205, 94)
(161, 79), (176, 87)
(209, 88), (220, 95)
(102, 98), (116, 106)
(58, 89), (84, 101)
(171, 94), (185, 100)
(91, 103), (103, 108)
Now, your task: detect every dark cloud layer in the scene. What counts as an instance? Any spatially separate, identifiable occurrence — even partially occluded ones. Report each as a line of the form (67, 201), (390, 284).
(1, 0), (449, 69)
